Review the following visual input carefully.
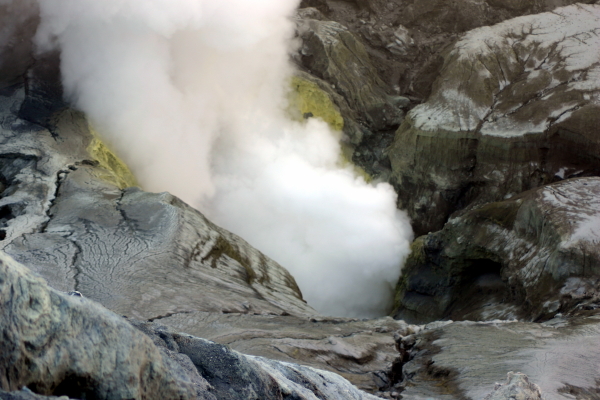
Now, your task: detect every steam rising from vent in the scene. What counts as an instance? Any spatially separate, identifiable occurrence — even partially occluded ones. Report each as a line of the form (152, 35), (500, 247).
(34, 0), (413, 317)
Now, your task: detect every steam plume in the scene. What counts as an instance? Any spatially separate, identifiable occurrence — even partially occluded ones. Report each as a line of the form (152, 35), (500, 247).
(34, 0), (413, 317)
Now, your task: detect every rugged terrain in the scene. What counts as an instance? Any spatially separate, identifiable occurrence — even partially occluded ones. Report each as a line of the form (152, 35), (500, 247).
(2, 0), (600, 399)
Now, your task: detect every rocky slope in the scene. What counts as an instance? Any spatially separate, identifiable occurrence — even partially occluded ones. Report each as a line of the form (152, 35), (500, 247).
(396, 317), (600, 400)
(0, 251), (381, 400)
(296, 0), (597, 178)
(388, 3), (600, 234)
(0, 61), (406, 395)
(2, 1), (600, 399)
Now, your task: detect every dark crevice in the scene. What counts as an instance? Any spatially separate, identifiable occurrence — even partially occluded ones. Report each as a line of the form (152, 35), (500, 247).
(148, 311), (193, 322)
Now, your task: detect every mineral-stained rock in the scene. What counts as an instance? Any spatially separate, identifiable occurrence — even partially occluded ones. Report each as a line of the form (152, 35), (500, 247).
(388, 4), (600, 235)
(394, 177), (600, 324)
(399, 318), (600, 400)
(0, 81), (316, 320)
(295, 14), (405, 135)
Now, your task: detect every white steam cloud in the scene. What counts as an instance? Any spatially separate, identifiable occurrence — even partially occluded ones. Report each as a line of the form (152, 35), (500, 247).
(34, 0), (413, 317)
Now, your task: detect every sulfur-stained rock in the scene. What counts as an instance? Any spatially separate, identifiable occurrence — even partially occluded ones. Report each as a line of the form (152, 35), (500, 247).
(0, 76), (316, 321)
(394, 177), (600, 324)
(295, 15), (405, 136)
(389, 4), (600, 235)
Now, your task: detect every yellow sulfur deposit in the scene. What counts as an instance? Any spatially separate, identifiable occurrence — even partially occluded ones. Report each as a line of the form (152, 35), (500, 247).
(86, 125), (138, 189)
(290, 76), (344, 132)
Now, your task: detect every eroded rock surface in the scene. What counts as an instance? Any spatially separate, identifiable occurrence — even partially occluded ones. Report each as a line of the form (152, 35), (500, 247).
(397, 318), (600, 400)
(394, 177), (600, 323)
(154, 311), (407, 393)
(389, 4), (600, 234)
(1, 251), (382, 400)
(0, 251), (200, 399)
(0, 81), (316, 320)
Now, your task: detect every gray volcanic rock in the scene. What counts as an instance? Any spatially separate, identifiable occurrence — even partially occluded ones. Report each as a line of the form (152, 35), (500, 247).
(299, 0), (596, 99)
(0, 250), (382, 400)
(394, 177), (600, 324)
(388, 4), (600, 235)
(132, 320), (381, 400)
(0, 82), (316, 320)
(398, 318), (600, 400)
(295, 0), (595, 178)
(0, 251), (200, 399)
(483, 372), (542, 400)
(152, 311), (407, 393)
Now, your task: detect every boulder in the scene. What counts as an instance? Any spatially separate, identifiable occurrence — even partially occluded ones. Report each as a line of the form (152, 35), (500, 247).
(394, 177), (600, 323)
(389, 4), (600, 235)
(483, 372), (542, 400)
(0, 251), (200, 399)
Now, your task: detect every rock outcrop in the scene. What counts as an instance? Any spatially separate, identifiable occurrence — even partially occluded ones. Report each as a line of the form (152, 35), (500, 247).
(394, 177), (600, 323)
(395, 318), (600, 400)
(0, 79), (315, 320)
(154, 311), (407, 393)
(0, 251), (199, 399)
(388, 4), (600, 234)
(483, 372), (542, 400)
(1, 250), (381, 400)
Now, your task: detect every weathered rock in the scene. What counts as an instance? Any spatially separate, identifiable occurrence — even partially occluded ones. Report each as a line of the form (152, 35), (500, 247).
(398, 318), (600, 400)
(152, 311), (407, 393)
(483, 372), (542, 400)
(295, 14), (405, 135)
(1, 250), (385, 400)
(299, 0), (595, 98)
(131, 321), (381, 400)
(0, 82), (316, 320)
(0, 251), (200, 399)
(394, 177), (600, 323)
(389, 4), (600, 235)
